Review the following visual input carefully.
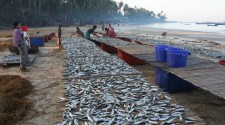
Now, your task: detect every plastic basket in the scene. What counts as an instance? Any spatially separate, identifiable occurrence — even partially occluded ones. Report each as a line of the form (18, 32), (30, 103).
(167, 48), (189, 68)
(30, 38), (44, 47)
(155, 45), (169, 62)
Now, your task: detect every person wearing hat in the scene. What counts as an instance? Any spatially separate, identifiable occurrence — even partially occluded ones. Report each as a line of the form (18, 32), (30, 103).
(13, 22), (30, 72)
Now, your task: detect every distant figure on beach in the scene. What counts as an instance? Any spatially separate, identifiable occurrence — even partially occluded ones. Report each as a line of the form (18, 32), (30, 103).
(102, 28), (117, 38)
(58, 24), (62, 48)
(71, 27), (84, 38)
(101, 24), (105, 31)
(162, 32), (167, 39)
(13, 21), (30, 72)
(108, 24), (114, 31)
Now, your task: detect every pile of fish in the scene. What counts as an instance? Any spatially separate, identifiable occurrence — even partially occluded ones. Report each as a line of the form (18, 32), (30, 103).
(63, 56), (140, 79)
(2, 55), (33, 63)
(60, 75), (197, 125)
(62, 38), (139, 79)
(92, 37), (135, 46)
(57, 38), (198, 125)
(64, 49), (110, 59)
(62, 38), (97, 50)
(3, 55), (21, 62)
(118, 34), (225, 59)
(62, 38), (110, 58)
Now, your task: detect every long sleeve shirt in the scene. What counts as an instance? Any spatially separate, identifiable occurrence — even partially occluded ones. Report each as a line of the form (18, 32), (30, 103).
(13, 29), (23, 47)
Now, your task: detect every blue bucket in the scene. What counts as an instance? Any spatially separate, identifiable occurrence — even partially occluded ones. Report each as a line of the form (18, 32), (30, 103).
(155, 67), (197, 93)
(155, 67), (168, 89)
(30, 38), (44, 47)
(155, 45), (169, 62)
(167, 48), (189, 68)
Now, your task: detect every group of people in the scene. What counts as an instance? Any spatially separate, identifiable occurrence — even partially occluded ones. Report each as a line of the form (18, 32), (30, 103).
(13, 23), (117, 72)
(70, 24), (117, 40)
(67, 24), (117, 47)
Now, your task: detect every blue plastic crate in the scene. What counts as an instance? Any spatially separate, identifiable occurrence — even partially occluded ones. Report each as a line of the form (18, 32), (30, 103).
(155, 45), (169, 62)
(167, 48), (189, 68)
(30, 38), (44, 47)
(155, 67), (197, 93)
(155, 67), (168, 89)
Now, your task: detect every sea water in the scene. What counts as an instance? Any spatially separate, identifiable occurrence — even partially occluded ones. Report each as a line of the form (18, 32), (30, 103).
(145, 23), (225, 34)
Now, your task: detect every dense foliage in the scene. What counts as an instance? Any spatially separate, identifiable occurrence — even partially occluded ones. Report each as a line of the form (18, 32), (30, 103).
(0, 0), (167, 27)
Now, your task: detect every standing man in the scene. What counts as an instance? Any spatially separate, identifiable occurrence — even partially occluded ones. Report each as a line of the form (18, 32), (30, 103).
(58, 24), (62, 48)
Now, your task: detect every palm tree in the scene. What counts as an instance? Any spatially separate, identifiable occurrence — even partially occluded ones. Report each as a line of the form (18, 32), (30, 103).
(118, 1), (124, 13)
(0, 0), (166, 26)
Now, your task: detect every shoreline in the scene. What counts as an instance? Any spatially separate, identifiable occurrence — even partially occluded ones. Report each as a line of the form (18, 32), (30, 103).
(115, 25), (225, 44)
(142, 23), (225, 34)
(143, 26), (225, 35)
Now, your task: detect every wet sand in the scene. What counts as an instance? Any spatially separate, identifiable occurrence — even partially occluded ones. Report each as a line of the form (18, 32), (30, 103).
(0, 26), (225, 125)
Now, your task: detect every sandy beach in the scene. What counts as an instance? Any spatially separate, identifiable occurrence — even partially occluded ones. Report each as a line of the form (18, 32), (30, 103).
(1, 25), (225, 125)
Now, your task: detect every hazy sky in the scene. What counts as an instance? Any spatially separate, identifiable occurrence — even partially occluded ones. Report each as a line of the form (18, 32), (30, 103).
(114, 0), (225, 22)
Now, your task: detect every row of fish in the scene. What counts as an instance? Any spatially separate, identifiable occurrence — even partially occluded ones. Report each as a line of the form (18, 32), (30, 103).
(57, 37), (197, 125)
(62, 38), (97, 50)
(59, 75), (197, 125)
(92, 37), (135, 46)
(118, 33), (225, 59)
(63, 56), (140, 79)
(64, 49), (110, 59)
(62, 38), (140, 79)
(62, 38), (110, 58)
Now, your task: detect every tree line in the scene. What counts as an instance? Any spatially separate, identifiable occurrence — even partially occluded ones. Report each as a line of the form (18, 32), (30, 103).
(0, 0), (167, 27)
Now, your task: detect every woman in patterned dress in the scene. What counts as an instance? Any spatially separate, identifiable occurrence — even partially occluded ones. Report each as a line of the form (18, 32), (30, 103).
(13, 22), (30, 72)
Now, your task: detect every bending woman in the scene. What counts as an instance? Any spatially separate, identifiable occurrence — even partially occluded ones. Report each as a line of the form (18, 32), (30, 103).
(13, 22), (30, 72)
